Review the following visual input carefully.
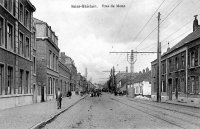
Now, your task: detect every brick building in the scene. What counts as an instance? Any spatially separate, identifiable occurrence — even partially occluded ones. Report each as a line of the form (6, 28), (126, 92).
(60, 52), (77, 93)
(151, 16), (200, 103)
(34, 18), (59, 102)
(59, 52), (71, 97)
(0, 0), (36, 109)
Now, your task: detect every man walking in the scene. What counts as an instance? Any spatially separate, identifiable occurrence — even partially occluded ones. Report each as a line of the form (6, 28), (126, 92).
(56, 88), (62, 109)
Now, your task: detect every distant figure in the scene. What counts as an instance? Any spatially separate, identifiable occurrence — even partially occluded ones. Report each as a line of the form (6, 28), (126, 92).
(67, 91), (72, 99)
(56, 88), (62, 109)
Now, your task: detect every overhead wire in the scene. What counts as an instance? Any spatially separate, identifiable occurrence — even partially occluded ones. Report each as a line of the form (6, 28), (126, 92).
(135, 0), (184, 50)
(132, 0), (166, 49)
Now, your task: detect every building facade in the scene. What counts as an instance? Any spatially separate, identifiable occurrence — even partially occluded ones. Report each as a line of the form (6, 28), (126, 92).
(151, 16), (200, 103)
(60, 52), (77, 93)
(59, 52), (71, 97)
(34, 18), (59, 102)
(0, 0), (36, 109)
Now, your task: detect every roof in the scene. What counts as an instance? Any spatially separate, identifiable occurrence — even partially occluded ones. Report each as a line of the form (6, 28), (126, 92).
(151, 28), (200, 64)
(163, 28), (200, 57)
(27, 0), (36, 11)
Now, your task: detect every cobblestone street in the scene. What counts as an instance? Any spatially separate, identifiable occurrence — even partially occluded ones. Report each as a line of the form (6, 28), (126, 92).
(43, 93), (200, 129)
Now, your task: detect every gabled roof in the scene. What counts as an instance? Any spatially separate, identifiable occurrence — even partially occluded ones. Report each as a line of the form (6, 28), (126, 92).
(152, 28), (200, 64)
(163, 28), (200, 57)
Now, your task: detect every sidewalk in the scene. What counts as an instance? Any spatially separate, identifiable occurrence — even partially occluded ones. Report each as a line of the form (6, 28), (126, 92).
(163, 99), (200, 109)
(0, 94), (87, 129)
(115, 95), (200, 109)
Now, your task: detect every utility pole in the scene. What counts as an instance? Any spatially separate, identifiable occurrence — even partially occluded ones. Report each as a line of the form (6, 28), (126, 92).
(157, 12), (161, 102)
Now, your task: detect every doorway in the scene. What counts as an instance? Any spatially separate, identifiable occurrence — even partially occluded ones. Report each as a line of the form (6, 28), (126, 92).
(168, 78), (172, 100)
(41, 86), (45, 102)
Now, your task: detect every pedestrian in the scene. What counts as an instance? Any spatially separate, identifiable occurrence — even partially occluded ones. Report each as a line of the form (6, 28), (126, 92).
(56, 88), (62, 109)
(69, 91), (72, 99)
(67, 91), (72, 99)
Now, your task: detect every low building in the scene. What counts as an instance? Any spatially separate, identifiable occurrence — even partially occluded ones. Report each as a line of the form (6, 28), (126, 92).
(132, 68), (151, 98)
(151, 16), (200, 103)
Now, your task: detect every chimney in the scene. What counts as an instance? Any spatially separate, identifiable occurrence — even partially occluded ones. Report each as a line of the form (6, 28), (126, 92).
(193, 15), (199, 32)
(146, 67), (149, 72)
(167, 42), (170, 52)
(143, 69), (145, 73)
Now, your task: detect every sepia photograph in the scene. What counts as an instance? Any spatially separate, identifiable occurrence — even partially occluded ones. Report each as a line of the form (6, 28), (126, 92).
(0, 0), (200, 128)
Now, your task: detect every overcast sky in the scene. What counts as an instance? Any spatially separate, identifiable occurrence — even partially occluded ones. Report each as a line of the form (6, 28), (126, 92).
(30, 0), (200, 83)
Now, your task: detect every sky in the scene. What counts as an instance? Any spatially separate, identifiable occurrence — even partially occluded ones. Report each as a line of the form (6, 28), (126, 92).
(30, 0), (200, 83)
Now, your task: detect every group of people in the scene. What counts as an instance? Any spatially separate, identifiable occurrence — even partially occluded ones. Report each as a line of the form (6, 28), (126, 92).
(56, 88), (72, 109)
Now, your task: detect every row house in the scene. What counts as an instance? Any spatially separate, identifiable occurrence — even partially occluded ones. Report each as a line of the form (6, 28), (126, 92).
(151, 16), (200, 103)
(59, 52), (71, 97)
(60, 52), (77, 93)
(0, 0), (36, 109)
(76, 73), (87, 93)
(34, 18), (60, 102)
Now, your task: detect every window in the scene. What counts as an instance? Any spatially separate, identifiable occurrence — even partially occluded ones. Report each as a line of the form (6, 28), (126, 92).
(0, 64), (4, 95)
(49, 51), (51, 68)
(53, 78), (55, 94)
(48, 77), (52, 94)
(24, 9), (30, 29)
(191, 76), (195, 93)
(33, 32), (36, 48)
(0, 17), (4, 47)
(161, 81), (166, 92)
(7, 23), (13, 50)
(56, 56), (58, 71)
(19, 69), (23, 94)
(162, 63), (165, 74)
(6, 66), (13, 95)
(65, 82), (67, 93)
(4, 0), (13, 14)
(175, 57), (178, 70)
(51, 78), (53, 94)
(140, 86), (142, 94)
(60, 80), (62, 92)
(19, 32), (24, 55)
(51, 53), (53, 69)
(53, 54), (55, 70)
(181, 54), (185, 69)
(169, 59), (172, 72)
(191, 52), (195, 67)
(25, 71), (29, 94)
(25, 37), (30, 58)
(33, 57), (36, 74)
(19, 3), (23, 23)
(180, 77), (186, 93)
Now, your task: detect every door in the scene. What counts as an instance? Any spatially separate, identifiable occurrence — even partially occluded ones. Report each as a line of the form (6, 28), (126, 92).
(175, 78), (178, 99)
(41, 86), (45, 102)
(168, 79), (172, 100)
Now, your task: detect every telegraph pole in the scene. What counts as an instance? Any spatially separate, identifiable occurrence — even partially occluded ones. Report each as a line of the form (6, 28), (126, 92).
(157, 12), (161, 102)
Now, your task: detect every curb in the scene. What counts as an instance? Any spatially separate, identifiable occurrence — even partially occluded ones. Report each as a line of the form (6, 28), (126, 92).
(163, 101), (200, 109)
(120, 96), (200, 109)
(29, 95), (87, 129)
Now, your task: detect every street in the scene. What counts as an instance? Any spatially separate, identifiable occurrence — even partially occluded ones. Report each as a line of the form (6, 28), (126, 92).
(42, 93), (200, 129)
